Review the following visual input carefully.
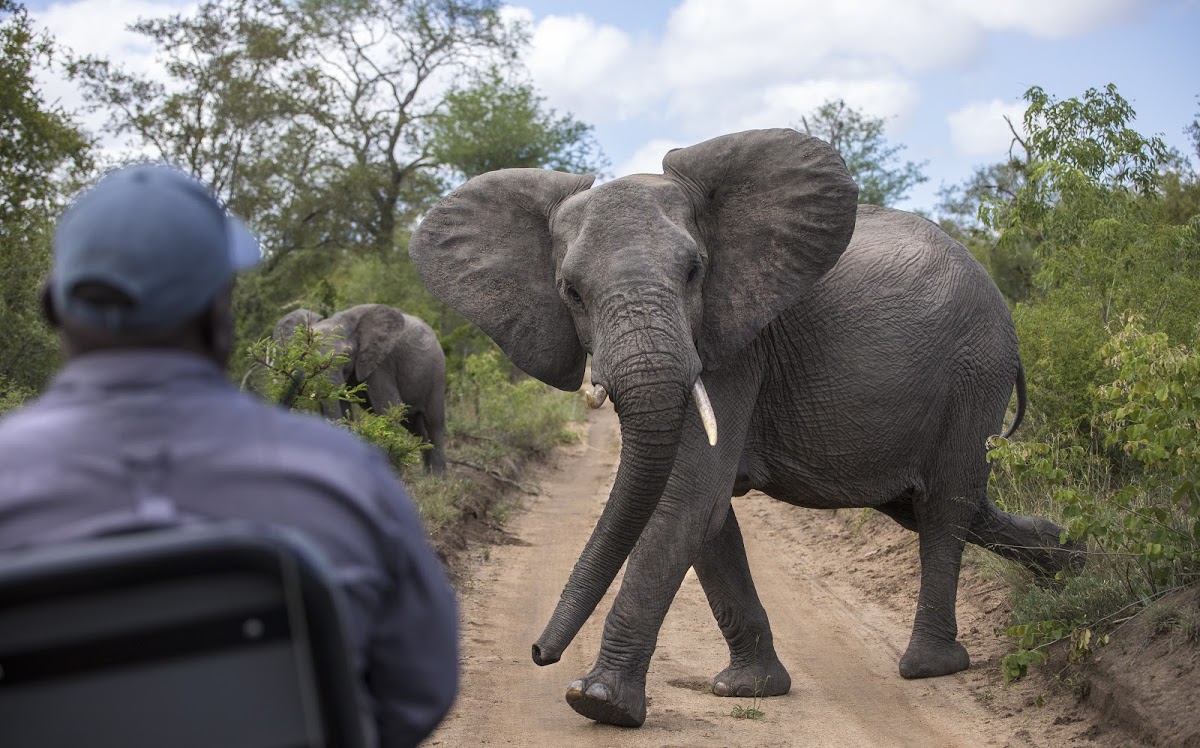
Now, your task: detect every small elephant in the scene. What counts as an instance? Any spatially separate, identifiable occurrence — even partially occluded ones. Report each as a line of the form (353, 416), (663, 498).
(274, 304), (447, 474)
(409, 129), (1082, 727)
(273, 308), (325, 342)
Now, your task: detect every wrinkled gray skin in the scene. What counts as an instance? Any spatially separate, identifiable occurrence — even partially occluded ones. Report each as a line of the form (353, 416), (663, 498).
(409, 129), (1082, 727)
(274, 304), (447, 474)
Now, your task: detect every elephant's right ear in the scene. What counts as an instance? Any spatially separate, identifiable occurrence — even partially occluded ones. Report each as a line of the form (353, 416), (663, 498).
(409, 168), (595, 391)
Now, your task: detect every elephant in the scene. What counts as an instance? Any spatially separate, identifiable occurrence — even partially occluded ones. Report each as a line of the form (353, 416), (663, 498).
(273, 308), (325, 341)
(408, 129), (1083, 727)
(273, 304), (447, 474)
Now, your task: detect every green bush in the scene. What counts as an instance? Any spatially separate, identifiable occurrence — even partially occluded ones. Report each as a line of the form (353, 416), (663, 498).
(447, 350), (585, 462)
(243, 329), (425, 472)
(0, 374), (34, 418)
(343, 405), (426, 472)
(987, 317), (1199, 679)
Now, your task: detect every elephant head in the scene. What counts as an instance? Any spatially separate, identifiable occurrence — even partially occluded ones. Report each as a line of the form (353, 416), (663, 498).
(273, 308), (324, 342)
(311, 305), (408, 406)
(409, 129), (858, 665)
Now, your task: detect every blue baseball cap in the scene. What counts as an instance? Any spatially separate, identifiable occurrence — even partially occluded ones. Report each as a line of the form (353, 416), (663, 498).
(51, 163), (261, 331)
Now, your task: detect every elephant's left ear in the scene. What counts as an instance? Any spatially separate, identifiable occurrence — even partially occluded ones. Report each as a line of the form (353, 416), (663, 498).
(663, 129), (858, 371)
(355, 305), (406, 382)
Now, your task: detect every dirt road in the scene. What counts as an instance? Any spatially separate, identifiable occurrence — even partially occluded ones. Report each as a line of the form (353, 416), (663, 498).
(427, 407), (1126, 748)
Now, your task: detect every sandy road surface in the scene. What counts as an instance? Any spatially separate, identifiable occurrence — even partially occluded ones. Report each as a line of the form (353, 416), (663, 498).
(427, 407), (1122, 748)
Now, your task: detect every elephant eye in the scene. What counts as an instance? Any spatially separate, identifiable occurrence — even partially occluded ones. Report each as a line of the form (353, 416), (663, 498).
(565, 283), (584, 308)
(687, 262), (700, 284)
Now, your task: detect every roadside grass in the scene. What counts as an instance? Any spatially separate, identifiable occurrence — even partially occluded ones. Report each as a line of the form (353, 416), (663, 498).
(729, 675), (770, 721)
(404, 350), (585, 540)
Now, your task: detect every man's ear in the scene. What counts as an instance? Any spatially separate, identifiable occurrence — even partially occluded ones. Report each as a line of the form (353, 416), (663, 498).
(204, 285), (236, 364)
(41, 281), (60, 329)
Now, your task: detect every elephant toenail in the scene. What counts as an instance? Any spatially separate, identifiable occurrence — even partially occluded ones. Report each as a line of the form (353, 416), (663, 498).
(584, 683), (610, 701)
(568, 679), (585, 695)
(713, 681), (731, 697)
(736, 685), (753, 697)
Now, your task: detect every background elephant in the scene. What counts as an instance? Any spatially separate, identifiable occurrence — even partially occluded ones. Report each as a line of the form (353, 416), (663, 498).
(272, 308), (324, 341)
(274, 304), (447, 474)
(409, 129), (1082, 727)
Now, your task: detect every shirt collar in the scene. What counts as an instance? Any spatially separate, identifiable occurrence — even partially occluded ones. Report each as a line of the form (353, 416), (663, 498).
(49, 350), (231, 392)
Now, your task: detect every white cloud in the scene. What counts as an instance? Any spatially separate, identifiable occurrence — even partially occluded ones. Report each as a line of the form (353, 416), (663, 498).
(32, 0), (192, 147)
(525, 14), (661, 125)
(949, 0), (1141, 38)
(947, 99), (1028, 159)
(614, 138), (689, 177)
(521, 0), (1146, 138)
(723, 76), (920, 134)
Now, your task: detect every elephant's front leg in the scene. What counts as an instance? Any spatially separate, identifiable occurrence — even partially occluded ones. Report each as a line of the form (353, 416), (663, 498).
(694, 505), (791, 699)
(566, 428), (742, 727)
(565, 489), (703, 727)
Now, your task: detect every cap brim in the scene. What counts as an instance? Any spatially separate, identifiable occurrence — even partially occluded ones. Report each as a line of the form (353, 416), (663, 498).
(227, 215), (262, 271)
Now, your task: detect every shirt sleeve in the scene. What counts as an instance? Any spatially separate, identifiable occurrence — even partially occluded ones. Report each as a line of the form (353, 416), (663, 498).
(363, 452), (460, 747)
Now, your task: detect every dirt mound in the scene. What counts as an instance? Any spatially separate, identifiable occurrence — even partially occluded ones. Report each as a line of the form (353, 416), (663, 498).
(1070, 586), (1200, 747)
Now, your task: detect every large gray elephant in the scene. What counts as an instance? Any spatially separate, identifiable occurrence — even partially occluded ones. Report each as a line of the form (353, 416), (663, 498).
(273, 304), (447, 474)
(409, 129), (1081, 727)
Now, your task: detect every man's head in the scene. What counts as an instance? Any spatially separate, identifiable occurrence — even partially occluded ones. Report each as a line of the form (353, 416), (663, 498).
(44, 164), (261, 365)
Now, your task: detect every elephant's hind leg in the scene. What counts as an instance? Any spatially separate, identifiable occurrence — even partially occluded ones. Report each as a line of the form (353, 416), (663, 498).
(694, 506), (791, 699)
(900, 480), (976, 679)
(967, 501), (1084, 577)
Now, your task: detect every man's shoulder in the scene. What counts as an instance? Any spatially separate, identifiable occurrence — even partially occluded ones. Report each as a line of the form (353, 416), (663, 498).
(231, 394), (378, 458)
(0, 397), (65, 444)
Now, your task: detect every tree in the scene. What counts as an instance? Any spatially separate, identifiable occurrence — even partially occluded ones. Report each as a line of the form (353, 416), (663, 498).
(71, 0), (518, 259)
(936, 159), (1034, 302)
(1188, 96), (1200, 165)
(71, 0), (603, 353)
(796, 99), (927, 206)
(0, 0), (91, 392)
(982, 84), (1200, 434)
(426, 66), (607, 179)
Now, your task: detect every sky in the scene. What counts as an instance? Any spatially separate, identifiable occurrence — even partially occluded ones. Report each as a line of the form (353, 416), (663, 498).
(25, 0), (1200, 214)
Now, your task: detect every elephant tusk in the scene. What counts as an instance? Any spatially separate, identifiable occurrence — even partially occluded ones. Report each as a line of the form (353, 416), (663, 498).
(584, 383), (608, 409)
(692, 378), (718, 447)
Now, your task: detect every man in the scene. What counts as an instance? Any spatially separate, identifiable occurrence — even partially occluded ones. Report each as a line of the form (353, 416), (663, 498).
(0, 164), (458, 747)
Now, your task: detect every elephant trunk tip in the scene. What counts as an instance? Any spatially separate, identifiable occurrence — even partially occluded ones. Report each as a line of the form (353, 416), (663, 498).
(531, 642), (560, 667)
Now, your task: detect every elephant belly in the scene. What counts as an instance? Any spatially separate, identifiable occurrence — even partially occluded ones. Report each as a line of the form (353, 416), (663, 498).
(741, 339), (952, 511)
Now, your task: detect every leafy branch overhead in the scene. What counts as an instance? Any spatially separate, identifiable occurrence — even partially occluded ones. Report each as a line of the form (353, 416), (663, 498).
(795, 98), (928, 207)
(65, 0), (607, 355)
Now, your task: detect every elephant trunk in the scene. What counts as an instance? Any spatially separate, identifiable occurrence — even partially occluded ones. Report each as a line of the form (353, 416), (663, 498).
(532, 356), (693, 666)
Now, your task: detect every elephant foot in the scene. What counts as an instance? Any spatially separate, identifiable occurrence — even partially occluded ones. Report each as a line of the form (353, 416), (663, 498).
(1035, 538), (1087, 579)
(899, 637), (969, 679)
(712, 657), (791, 698)
(565, 671), (646, 728)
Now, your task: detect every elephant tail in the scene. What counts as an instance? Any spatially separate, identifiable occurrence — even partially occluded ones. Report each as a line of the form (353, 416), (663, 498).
(1000, 359), (1027, 440)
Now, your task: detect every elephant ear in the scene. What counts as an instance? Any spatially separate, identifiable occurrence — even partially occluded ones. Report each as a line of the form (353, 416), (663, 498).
(409, 168), (595, 391)
(354, 305), (406, 382)
(662, 129), (859, 372)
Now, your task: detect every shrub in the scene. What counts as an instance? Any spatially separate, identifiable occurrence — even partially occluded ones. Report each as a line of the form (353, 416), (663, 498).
(448, 349), (585, 461)
(988, 317), (1199, 679)
(0, 374), (34, 418)
(244, 330), (424, 471)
